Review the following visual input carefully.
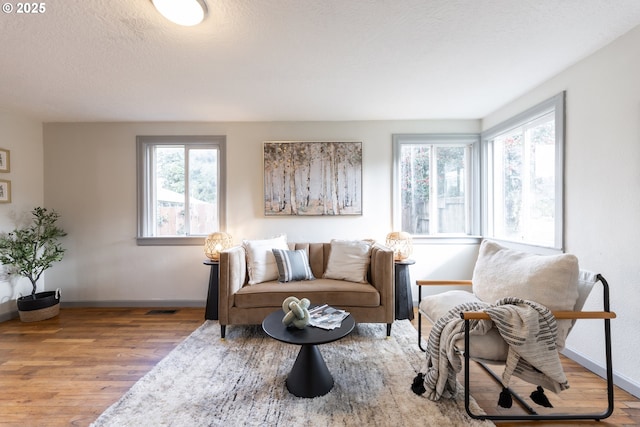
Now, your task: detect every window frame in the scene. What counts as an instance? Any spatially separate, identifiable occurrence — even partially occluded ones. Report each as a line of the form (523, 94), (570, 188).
(480, 92), (565, 252)
(136, 135), (227, 246)
(392, 133), (480, 240)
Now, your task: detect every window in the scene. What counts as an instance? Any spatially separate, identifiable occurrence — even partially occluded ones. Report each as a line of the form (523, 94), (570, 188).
(392, 134), (478, 237)
(136, 135), (226, 245)
(481, 92), (565, 249)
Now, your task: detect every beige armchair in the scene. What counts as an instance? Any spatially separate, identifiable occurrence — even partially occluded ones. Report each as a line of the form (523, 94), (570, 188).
(413, 240), (616, 422)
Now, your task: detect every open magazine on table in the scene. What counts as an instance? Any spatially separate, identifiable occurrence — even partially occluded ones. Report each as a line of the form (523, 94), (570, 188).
(308, 304), (350, 330)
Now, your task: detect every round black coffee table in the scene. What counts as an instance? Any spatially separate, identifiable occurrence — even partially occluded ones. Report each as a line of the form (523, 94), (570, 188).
(262, 309), (355, 398)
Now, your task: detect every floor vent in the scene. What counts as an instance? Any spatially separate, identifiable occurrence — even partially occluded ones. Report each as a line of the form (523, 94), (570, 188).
(146, 309), (178, 315)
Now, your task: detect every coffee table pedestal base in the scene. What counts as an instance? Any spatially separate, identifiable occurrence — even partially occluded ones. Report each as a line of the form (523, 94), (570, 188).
(286, 344), (333, 398)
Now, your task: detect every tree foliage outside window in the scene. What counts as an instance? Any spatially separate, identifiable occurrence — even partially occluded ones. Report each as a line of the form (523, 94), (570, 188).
(483, 92), (564, 249)
(394, 135), (476, 236)
(137, 136), (226, 245)
(490, 115), (556, 245)
(156, 148), (217, 205)
(400, 145), (430, 223)
(154, 146), (218, 236)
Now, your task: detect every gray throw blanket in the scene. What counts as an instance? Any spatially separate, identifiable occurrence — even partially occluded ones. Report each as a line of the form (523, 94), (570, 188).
(420, 297), (569, 401)
(421, 301), (491, 400)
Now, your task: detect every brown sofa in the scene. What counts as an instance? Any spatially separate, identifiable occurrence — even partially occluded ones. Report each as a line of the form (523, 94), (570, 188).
(218, 242), (395, 338)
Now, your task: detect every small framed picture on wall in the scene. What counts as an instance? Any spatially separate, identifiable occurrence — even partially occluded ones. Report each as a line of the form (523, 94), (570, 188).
(0, 148), (9, 172)
(0, 179), (11, 203)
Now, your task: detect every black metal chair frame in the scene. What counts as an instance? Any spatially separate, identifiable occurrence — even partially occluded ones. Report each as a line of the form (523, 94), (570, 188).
(417, 274), (616, 422)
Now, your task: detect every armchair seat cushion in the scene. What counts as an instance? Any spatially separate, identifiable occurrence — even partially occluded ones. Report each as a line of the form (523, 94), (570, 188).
(234, 278), (381, 309)
(420, 290), (480, 322)
(419, 290), (509, 362)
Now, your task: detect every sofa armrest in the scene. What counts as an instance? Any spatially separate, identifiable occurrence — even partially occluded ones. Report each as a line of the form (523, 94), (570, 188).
(370, 244), (395, 320)
(218, 246), (247, 324)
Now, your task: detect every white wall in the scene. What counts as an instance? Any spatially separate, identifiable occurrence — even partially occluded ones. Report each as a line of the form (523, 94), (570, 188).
(0, 113), (44, 319)
(42, 120), (480, 306)
(482, 25), (640, 396)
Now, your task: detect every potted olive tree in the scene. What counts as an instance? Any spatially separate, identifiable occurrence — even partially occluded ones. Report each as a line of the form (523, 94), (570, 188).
(0, 207), (67, 322)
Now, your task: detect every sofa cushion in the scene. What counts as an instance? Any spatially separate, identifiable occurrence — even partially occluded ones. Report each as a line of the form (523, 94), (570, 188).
(323, 239), (372, 283)
(234, 278), (380, 309)
(272, 248), (315, 282)
(472, 239), (579, 349)
(243, 235), (289, 285)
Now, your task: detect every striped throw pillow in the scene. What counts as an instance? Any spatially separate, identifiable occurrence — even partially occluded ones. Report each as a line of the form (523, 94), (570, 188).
(272, 249), (315, 283)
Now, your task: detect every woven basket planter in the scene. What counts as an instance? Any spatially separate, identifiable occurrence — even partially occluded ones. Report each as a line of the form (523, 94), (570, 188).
(17, 289), (61, 322)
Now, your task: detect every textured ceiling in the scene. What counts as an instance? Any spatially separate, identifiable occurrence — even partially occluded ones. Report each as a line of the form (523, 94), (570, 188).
(1, 0), (640, 122)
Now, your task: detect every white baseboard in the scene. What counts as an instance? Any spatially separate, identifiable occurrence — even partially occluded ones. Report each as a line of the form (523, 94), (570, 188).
(0, 301), (206, 322)
(60, 300), (205, 308)
(562, 348), (640, 399)
(0, 310), (16, 322)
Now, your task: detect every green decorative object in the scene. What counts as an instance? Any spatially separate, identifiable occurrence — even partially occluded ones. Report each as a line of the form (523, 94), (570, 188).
(281, 296), (311, 329)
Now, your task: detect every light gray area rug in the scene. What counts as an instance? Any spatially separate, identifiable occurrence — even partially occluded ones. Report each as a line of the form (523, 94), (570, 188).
(91, 319), (494, 427)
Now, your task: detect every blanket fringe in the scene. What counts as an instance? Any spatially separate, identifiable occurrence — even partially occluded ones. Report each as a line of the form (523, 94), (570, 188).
(411, 373), (426, 395)
(498, 387), (513, 408)
(530, 386), (554, 407)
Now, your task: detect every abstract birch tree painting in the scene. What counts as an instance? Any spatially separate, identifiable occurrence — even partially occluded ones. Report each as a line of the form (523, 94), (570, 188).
(264, 141), (362, 216)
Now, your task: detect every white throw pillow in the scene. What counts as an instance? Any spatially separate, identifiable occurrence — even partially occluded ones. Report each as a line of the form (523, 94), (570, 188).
(323, 239), (372, 283)
(472, 240), (579, 348)
(242, 235), (288, 285)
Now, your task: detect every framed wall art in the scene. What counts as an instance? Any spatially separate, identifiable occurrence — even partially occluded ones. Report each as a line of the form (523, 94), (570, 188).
(0, 148), (9, 172)
(264, 141), (362, 216)
(0, 179), (11, 203)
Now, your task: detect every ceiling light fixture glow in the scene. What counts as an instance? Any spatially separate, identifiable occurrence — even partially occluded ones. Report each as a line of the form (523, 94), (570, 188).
(152, 0), (208, 26)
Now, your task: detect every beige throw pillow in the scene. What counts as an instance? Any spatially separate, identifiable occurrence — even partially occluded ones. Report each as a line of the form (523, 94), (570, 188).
(323, 239), (372, 283)
(242, 235), (288, 285)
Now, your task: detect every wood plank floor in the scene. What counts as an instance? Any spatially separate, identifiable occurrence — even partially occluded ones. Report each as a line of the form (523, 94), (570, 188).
(0, 307), (637, 426)
(0, 308), (202, 427)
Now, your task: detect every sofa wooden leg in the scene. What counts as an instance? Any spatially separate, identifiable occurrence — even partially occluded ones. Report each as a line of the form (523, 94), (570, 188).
(220, 325), (226, 339)
(386, 323), (392, 336)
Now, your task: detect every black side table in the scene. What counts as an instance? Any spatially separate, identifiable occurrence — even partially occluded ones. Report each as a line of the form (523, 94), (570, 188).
(394, 259), (415, 320)
(262, 309), (356, 398)
(203, 259), (219, 320)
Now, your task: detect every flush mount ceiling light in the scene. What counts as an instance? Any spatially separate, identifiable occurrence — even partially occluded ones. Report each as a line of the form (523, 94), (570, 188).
(151, 0), (208, 26)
